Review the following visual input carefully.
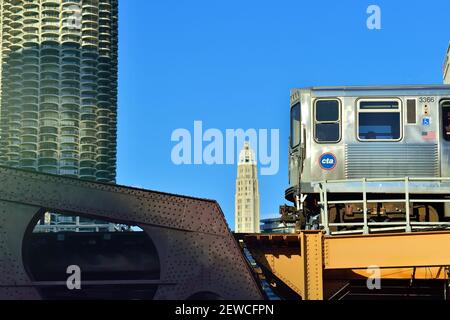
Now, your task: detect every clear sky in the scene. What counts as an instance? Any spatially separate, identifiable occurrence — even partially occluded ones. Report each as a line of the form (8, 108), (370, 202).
(117, 0), (450, 229)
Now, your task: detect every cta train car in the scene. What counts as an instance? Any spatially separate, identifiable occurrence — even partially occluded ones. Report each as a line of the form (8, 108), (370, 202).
(285, 85), (450, 230)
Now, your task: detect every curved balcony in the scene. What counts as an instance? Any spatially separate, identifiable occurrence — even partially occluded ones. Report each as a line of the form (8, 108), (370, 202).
(79, 167), (97, 181)
(22, 42), (40, 51)
(8, 64), (23, 74)
(41, 55), (59, 64)
(38, 158), (58, 169)
(61, 126), (79, 135)
(80, 158), (96, 170)
(61, 98), (80, 109)
(39, 126), (58, 138)
(20, 141), (38, 152)
(60, 119), (79, 129)
(20, 150), (38, 160)
(61, 151), (79, 161)
(23, 2), (39, 10)
(62, 34), (82, 43)
(82, 22), (99, 33)
(39, 150), (58, 159)
(40, 79), (59, 89)
(40, 39), (60, 48)
(7, 96), (23, 106)
(61, 47), (80, 59)
(22, 55), (39, 65)
(41, 14), (60, 25)
(40, 87), (59, 96)
(60, 144), (79, 152)
(60, 111), (80, 123)
(22, 17), (39, 26)
(61, 69), (79, 79)
(39, 111), (59, 122)
(41, 46), (60, 56)
(38, 167), (58, 175)
(60, 158), (79, 167)
(61, 87), (80, 97)
(81, 46), (98, 57)
(9, 19), (23, 30)
(80, 137), (97, 150)
(40, 64), (59, 74)
(22, 105), (38, 116)
(95, 171), (111, 183)
(22, 119), (39, 129)
(96, 162), (109, 173)
(62, 56), (81, 67)
(40, 95), (59, 106)
(19, 159), (38, 170)
(23, 39), (40, 48)
(60, 137), (79, 148)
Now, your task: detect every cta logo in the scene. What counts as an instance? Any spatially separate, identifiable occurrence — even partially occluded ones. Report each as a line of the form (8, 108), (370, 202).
(319, 153), (337, 171)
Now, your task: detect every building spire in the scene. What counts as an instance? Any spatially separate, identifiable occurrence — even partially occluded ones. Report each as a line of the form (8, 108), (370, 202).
(238, 141), (256, 165)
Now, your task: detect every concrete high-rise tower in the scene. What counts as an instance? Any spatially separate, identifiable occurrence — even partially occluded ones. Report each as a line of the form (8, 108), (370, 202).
(235, 142), (260, 233)
(0, 0), (118, 183)
(0, 0), (118, 232)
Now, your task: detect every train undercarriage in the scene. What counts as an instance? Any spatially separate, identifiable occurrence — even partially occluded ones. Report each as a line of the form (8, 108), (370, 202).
(283, 194), (447, 231)
(282, 177), (450, 235)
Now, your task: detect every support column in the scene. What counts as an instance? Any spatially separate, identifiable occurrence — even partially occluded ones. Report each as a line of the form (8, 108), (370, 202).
(300, 231), (324, 300)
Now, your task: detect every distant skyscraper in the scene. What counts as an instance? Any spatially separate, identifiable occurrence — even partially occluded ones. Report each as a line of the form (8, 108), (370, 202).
(235, 142), (260, 233)
(444, 43), (450, 84)
(260, 217), (296, 234)
(0, 0), (118, 232)
(0, 0), (118, 182)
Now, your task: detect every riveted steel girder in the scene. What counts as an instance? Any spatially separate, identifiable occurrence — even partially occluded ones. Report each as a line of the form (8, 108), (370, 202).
(246, 231), (450, 300)
(0, 166), (263, 300)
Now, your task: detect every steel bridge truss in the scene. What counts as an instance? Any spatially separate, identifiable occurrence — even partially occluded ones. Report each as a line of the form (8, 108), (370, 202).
(0, 166), (263, 300)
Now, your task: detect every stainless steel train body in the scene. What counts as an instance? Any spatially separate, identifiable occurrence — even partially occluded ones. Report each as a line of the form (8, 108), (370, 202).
(286, 85), (450, 224)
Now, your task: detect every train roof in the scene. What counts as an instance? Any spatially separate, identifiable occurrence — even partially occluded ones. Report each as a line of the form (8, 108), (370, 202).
(292, 85), (450, 97)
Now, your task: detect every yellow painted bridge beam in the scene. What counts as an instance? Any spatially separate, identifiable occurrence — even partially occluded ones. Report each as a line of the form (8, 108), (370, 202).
(324, 231), (450, 270)
(245, 231), (450, 300)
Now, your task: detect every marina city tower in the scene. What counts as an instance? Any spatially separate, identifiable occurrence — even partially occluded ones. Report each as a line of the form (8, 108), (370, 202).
(0, 0), (118, 183)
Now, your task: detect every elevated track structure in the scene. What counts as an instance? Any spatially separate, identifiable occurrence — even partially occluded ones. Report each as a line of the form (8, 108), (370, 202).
(245, 231), (450, 300)
(2, 166), (450, 300)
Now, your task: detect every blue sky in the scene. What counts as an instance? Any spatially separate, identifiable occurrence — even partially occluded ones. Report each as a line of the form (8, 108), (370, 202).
(117, 0), (450, 229)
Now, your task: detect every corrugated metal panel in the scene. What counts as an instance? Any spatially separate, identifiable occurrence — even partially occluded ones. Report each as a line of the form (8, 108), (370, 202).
(345, 144), (439, 178)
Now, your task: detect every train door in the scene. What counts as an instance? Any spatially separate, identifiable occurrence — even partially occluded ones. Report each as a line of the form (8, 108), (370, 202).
(441, 100), (450, 218)
(441, 100), (450, 177)
(289, 103), (301, 191)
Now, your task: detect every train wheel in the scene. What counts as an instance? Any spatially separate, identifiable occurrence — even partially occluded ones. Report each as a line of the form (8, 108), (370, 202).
(328, 206), (339, 233)
(416, 205), (439, 223)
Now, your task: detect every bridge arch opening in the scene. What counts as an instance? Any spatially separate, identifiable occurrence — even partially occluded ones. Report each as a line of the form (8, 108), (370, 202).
(22, 211), (161, 300)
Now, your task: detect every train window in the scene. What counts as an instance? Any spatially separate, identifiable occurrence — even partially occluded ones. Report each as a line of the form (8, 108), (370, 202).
(314, 100), (340, 143)
(358, 100), (402, 141)
(443, 103), (450, 141)
(290, 103), (301, 147)
(316, 100), (339, 121)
